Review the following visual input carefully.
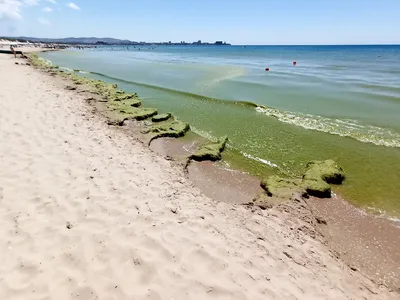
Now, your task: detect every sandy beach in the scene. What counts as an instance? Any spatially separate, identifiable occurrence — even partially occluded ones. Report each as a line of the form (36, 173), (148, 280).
(0, 53), (397, 299)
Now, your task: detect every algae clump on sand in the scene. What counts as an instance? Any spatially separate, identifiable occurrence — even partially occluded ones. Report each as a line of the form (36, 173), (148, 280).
(260, 176), (302, 198)
(260, 160), (345, 199)
(111, 107), (158, 124)
(28, 53), (193, 141)
(301, 159), (345, 198)
(152, 113), (172, 122)
(28, 53), (50, 69)
(190, 136), (228, 162)
(303, 159), (345, 184)
(148, 118), (190, 143)
(302, 178), (331, 198)
(63, 73), (151, 122)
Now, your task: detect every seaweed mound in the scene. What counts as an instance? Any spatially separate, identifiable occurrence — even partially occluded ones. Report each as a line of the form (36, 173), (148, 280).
(303, 159), (345, 184)
(152, 113), (172, 122)
(28, 53), (51, 69)
(259, 160), (345, 200)
(119, 107), (158, 122)
(189, 136), (228, 162)
(260, 176), (302, 198)
(28, 53), (192, 144)
(302, 178), (331, 198)
(109, 99), (142, 114)
(148, 119), (190, 144)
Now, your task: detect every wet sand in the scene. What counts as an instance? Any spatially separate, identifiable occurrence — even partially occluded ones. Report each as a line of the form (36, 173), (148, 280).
(307, 195), (400, 290)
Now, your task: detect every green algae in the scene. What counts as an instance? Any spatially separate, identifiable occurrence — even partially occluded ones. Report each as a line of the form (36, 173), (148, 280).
(29, 54), (160, 126)
(302, 179), (331, 198)
(28, 53), (194, 148)
(303, 159), (345, 184)
(259, 160), (345, 200)
(111, 107), (158, 124)
(58, 71), (143, 107)
(148, 118), (190, 144)
(113, 93), (139, 101)
(259, 174), (332, 199)
(108, 99), (142, 114)
(152, 113), (172, 122)
(28, 53), (48, 69)
(189, 136), (228, 162)
(260, 175), (303, 198)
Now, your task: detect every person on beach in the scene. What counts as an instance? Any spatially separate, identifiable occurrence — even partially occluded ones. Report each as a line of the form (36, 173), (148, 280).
(10, 45), (16, 58)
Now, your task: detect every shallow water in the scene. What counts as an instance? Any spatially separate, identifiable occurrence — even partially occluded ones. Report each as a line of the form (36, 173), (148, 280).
(41, 45), (400, 218)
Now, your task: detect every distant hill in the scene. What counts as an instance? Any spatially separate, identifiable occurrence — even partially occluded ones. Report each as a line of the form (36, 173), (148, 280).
(3, 36), (140, 45)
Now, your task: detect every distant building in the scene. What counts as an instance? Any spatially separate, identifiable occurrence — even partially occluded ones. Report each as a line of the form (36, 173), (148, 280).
(214, 41), (230, 45)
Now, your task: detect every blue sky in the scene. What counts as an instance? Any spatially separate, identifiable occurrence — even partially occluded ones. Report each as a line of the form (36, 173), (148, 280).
(1, 0), (399, 44)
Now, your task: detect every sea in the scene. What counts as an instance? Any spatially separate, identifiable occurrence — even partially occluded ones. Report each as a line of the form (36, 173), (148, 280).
(40, 45), (400, 220)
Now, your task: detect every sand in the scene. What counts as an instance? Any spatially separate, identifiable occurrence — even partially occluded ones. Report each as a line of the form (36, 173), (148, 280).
(307, 195), (400, 289)
(0, 54), (397, 299)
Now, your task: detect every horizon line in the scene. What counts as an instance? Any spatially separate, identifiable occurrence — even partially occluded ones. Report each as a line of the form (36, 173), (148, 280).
(2, 36), (400, 46)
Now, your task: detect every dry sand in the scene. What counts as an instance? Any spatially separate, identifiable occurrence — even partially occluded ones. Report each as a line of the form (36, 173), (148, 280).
(0, 54), (397, 299)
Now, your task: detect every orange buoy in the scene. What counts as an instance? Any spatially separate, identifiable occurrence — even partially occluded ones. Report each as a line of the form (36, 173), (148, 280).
(293, 61), (297, 66)
(265, 67), (270, 71)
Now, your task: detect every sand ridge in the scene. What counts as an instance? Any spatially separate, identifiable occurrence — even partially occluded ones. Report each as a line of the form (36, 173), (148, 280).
(0, 54), (396, 299)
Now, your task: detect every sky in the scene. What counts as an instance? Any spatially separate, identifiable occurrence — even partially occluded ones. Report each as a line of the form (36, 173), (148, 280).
(0, 0), (399, 45)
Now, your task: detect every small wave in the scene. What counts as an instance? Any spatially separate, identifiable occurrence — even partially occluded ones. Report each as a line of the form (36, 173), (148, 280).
(89, 71), (259, 108)
(240, 151), (278, 168)
(388, 217), (400, 224)
(366, 206), (400, 224)
(60, 67), (74, 72)
(256, 106), (400, 148)
(219, 160), (248, 173)
(323, 65), (348, 71)
(190, 126), (218, 141)
(358, 83), (400, 93)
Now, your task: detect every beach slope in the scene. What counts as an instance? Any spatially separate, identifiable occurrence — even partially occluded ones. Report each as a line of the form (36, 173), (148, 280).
(0, 54), (395, 299)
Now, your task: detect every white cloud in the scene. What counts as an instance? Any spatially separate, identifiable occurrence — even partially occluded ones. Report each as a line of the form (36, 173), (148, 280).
(38, 17), (50, 25)
(0, 0), (23, 20)
(1, 0), (56, 22)
(24, 0), (39, 5)
(66, 2), (79, 10)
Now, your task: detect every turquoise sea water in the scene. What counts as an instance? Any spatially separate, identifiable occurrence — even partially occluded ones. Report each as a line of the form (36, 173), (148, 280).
(41, 45), (400, 219)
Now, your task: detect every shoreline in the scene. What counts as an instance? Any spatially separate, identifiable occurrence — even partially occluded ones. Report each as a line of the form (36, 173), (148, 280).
(29, 49), (400, 290)
(38, 48), (400, 220)
(0, 50), (396, 299)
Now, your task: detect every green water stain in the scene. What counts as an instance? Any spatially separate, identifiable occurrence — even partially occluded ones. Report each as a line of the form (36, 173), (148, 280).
(114, 77), (400, 218)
